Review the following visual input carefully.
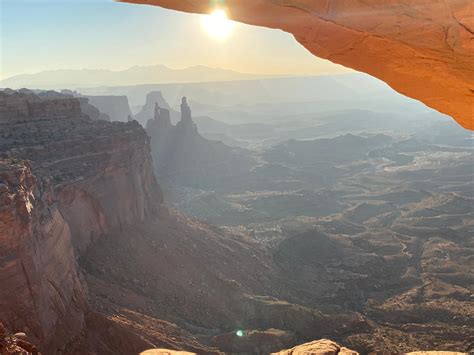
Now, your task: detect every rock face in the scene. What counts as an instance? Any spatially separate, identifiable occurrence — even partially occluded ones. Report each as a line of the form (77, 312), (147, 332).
(0, 89), (85, 123)
(78, 97), (111, 121)
(145, 95), (254, 188)
(0, 160), (88, 352)
(147, 102), (172, 131)
(135, 91), (179, 126)
(175, 97), (197, 134)
(0, 90), (162, 352)
(120, 0), (474, 130)
(273, 339), (358, 355)
(85, 95), (133, 122)
(0, 89), (111, 123)
(0, 322), (40, 354)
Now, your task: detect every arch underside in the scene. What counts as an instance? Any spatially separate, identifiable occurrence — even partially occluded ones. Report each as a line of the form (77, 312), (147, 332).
(120, 0), (474, 130)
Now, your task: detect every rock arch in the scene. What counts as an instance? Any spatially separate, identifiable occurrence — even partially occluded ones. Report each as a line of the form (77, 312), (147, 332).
(120, 0), (474, 129)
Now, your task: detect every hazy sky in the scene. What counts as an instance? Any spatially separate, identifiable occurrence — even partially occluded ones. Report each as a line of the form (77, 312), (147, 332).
(0, 0), (350, 80)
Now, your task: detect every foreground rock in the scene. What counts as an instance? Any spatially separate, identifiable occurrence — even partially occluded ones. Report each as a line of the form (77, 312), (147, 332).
(273, 340), (468, 355)
(0, 322), (39, 355)
(141, 350), (196, 355)
(273, 339), (358, 355)
(120, 0), (474, 130)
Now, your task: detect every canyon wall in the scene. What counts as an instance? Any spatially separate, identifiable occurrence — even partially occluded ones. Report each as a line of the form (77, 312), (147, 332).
(86, 95), (133, 122)
(0, 90), (85, 124)
(120, 0), (474, 130)
(0, 161), (87, 352)
(0, 93), (371, 354)
(0, 90), (162, 352)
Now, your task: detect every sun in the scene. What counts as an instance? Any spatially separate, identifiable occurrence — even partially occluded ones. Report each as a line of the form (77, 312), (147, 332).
(201, 9), (235, 41)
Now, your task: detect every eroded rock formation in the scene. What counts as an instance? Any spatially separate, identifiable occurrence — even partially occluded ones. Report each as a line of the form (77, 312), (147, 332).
(135, 91), (179, 126)
(120, 0), (474, 130)
(145, 95), (254, 188)
(0, 160), (87, 352)
(0, 90), (162, 352)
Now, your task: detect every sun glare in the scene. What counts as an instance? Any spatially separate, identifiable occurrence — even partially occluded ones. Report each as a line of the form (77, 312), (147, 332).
(201, 9), (235, 41)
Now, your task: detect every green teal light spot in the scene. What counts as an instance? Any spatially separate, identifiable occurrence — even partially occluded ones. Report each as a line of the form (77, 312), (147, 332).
(236, 330), (244, 337)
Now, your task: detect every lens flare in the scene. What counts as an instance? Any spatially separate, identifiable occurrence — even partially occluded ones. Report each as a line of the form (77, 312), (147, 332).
(236, 330), (244, 337)
(201, 9), (235, 41)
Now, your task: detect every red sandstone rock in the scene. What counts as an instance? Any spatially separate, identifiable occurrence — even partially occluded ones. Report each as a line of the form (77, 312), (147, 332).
(0, 91), (163, 352)
(272, 340), (468, 354)
(140, 350), (196, 355)
(0, 322), (39, 355)
(272, 339), (358, 355)
(406, 352), (467, 355)
(0, 161), (87, 353)
(120, 0), (474, 130)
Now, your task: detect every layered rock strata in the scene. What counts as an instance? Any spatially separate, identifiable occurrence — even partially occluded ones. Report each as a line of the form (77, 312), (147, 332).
(0, 90), (162, 352)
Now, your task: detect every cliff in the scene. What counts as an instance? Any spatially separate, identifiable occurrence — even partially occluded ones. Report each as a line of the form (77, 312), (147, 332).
(0, 90), (162, 352)
(135, 91), (179, 126)
(0, 161), (87, 352)
(85, 95), (133, 122)
(145, 96), (255, 189)
(0, 89), (85, 124)
(120, 0), (474, 130)
(78, 97), (111, 121)
(0, 89), (111, 123)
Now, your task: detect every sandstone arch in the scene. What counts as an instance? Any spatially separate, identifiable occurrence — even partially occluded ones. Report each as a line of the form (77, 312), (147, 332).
(120, 0), (474, 130)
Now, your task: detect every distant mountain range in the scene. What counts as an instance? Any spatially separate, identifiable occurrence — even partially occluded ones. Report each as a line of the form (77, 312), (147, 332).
(0, 65), (274, 89)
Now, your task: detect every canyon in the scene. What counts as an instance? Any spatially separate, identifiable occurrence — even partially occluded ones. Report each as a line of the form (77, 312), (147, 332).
(1, 1), (472, 353)
(0, 87), (472, 354)
(149, 92), (473, 354)
(0, 90), (370, 354)
(120, 0), (474, 130)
